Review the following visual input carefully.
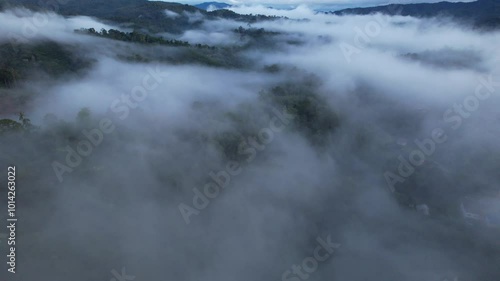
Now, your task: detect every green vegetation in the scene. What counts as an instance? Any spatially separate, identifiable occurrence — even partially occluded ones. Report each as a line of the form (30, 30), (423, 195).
(260, 74), (341, 146)
(6, 0), (279, 34)
(235, 26), (280, 38)
(332, 0), (500, 29)
(0, 41), (92, 87)
(0, 113), (34, 134)
(0, 69), (19, 88)
(74, 28), (252, 68)
(210, 73), (342, 163)
(77, 28), (216, 49)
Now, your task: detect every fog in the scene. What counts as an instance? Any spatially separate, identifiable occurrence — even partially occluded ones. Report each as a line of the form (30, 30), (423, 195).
(0, 3), (499, 281)
(0, 9), (118, 43)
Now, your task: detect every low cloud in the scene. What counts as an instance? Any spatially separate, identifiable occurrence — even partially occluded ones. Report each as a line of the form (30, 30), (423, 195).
(1, 3), (500, 281)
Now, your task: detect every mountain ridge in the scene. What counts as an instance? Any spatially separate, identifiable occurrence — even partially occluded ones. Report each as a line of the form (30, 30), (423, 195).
(195, 2), (232, 11)
(331, 0), (500, 29)
(0, 0), (274, 33)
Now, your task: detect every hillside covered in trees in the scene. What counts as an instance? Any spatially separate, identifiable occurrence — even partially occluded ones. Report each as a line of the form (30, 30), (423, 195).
(1, 0), (280, 33)
(332, 0), (500, 29)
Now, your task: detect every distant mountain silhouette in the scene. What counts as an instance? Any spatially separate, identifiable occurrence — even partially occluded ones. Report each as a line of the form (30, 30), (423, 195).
(195, 2), (231, 11)
(331, 0), (500, 29)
